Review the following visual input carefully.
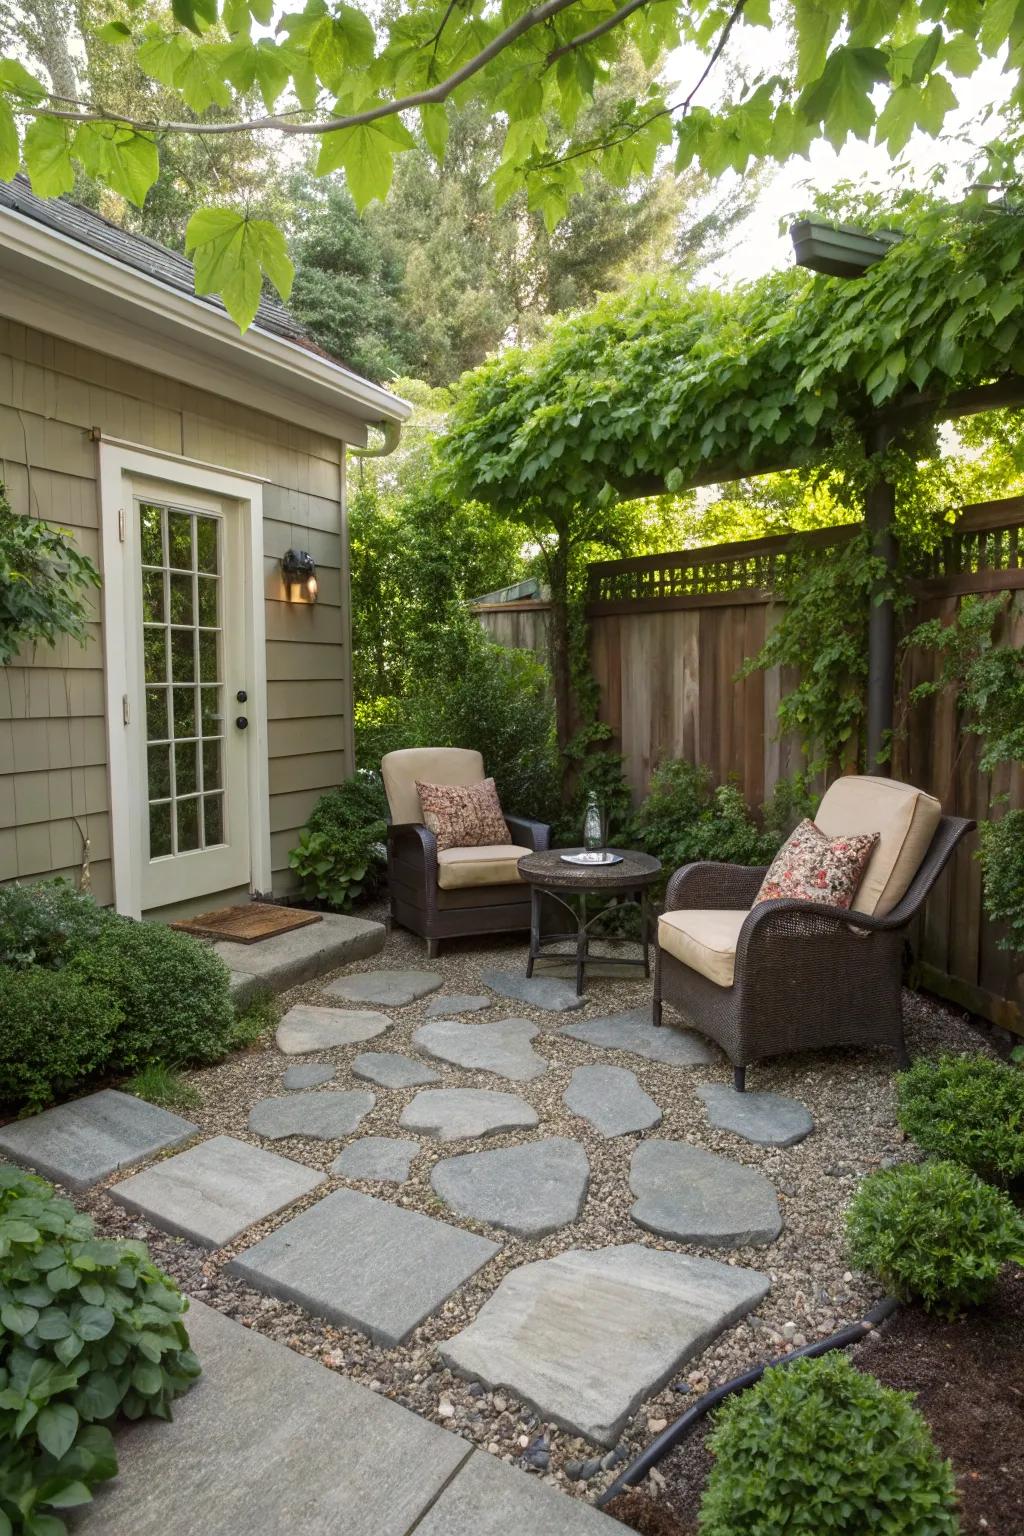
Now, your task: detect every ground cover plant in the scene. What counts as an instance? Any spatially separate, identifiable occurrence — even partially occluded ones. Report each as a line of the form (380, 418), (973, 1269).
(896, 1055), (1024, 1186)
(846, 1160), (1024, 1317)
(290, 772), (389, 912)
(697, 1352), (958, 1536)
(0, 1164), (199, 1535)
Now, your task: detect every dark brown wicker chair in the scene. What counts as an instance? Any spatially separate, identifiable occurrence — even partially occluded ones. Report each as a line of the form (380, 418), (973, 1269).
(654, 792), (975, 1090)
(382, 748), (550, 957)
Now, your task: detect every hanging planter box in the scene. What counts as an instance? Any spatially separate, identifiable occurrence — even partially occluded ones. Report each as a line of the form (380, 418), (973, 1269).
(789, 218), (902, 277)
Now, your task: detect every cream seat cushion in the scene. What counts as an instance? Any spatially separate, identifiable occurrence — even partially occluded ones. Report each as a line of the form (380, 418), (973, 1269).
(436, 845), (532, 891)
(814, 775), (941, 916)
(382, 747), (485, 825)
(658, 909), (747, 989)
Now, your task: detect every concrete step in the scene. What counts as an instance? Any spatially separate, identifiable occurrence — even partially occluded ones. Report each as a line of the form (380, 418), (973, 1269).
(73, 1299), (619, 1536)
(219, 911), (385, 1007)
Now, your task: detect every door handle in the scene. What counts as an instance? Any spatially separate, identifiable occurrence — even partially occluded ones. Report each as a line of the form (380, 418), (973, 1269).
(235, 715), (249, 730)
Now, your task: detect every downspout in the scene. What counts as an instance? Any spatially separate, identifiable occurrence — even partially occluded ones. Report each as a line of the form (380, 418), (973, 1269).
(350, 418), (404, 459)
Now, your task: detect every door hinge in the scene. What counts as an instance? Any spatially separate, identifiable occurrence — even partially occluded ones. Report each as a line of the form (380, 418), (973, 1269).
(118, 507), (126, 542)
(122, 694), (130, 726)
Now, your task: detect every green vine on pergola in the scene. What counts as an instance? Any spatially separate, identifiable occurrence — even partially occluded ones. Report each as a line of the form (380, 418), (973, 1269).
(442, 198), (1024, 770)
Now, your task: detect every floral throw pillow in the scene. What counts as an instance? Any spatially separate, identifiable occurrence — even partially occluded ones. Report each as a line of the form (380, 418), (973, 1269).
(416, 777), (511, 853)
(754, 819), (879, 910)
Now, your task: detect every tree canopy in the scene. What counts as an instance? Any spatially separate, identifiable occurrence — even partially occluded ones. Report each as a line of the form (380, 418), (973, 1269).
(441, 200), (1024, 518)
(2, 0), (1022, 327)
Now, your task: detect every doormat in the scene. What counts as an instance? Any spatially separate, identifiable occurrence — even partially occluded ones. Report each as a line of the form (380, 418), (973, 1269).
(170, 904), (323, 944)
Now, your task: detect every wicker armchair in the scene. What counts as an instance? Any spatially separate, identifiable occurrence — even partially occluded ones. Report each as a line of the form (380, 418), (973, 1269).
(382, 747), (550, 957)
(653, 774), (975, 1090)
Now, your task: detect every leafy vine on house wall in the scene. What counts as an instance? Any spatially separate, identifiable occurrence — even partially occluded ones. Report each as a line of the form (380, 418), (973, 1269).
(0, 481), (100, 666)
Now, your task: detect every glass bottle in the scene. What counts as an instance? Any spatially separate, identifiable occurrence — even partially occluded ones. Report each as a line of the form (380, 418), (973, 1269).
(582, 791), (604, 859)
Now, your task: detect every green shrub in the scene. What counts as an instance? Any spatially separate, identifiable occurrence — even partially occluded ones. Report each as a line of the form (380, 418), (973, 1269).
(225, 989), (279, 1051)
(978, 808), (1024, 955)
(896, 1053), (1024, 1185)
(698, 1352), (958, 1536)
(71, 921), (235, 1074)
(846, 1159), (1024, 1316)
(0, 969), (121, 1112)
(0, 881), (110, 971)
(354, 695), (417, 770)
(0, 1164), (200, 1535)
(632, 760), (780, 872)
(290, 772), (388, 910)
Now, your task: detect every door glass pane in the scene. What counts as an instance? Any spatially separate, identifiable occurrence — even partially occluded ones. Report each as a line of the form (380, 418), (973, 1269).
(139, 498), (224, 861)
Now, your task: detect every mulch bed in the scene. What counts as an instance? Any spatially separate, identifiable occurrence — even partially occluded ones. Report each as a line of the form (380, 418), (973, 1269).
(609, 1265), (1024, 1535)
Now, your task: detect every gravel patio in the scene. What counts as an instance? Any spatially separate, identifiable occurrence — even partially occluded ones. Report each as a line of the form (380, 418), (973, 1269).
(63, 912), (990, 1504)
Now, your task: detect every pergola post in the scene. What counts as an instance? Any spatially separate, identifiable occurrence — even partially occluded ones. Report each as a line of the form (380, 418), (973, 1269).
(865, 419), (897, 773)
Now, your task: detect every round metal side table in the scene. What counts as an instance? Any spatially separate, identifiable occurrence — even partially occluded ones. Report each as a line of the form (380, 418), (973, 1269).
(517, 848), (662, 996)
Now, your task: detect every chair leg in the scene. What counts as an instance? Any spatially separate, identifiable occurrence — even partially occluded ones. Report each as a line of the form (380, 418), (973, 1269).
(733, 1064), (746, 1094)
(426, 936), (439, 960)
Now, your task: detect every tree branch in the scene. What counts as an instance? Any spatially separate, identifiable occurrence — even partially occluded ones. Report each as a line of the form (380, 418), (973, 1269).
(543, 0), (661, 69)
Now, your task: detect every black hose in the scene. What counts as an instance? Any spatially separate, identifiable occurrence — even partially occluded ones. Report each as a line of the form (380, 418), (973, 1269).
(596, 1295), (899, 1509)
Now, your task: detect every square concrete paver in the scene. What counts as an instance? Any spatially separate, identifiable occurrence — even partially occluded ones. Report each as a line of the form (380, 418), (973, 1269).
(109, 1136), (327, 1248)
(0, 1089), (197, 1191)
(417, 1445), (616, 1535)
(229, 1187), (499, 1346)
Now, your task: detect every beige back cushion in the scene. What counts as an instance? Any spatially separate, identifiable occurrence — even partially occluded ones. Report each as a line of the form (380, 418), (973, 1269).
(381, 747), (485, 825)
(814, 775), (941, 916)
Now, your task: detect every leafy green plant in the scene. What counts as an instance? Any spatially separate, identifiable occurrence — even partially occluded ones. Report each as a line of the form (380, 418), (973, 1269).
(846, 1159), (1024, 1316)
(0, 882), (109, 972)
(0, 487), (101, 667)
(123, 1065), (201, 1113)
(631, 759), (780, 874)
(0, 1164), (200, 1536)
(289, 773), (388, 911)
(698, 1352), (958, 1536)
(0, 970), (121, 1113)
(225, 990), (279, 1052)
(978, 810), (1024, 956)
(895, 1055), (1024, 1186)
(354, 696), (417, 772)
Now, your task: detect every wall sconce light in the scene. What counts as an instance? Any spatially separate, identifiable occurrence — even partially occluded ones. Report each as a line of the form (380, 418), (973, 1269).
(282, 547), (318, 602)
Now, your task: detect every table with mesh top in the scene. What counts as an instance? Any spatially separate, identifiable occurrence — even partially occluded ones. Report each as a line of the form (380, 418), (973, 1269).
(516, 848), (662, 996)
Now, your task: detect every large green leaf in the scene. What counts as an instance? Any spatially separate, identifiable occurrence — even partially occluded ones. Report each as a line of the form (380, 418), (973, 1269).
(37, 1403), (79, 1461)
(798, 45), (889, 145)
(137, 34), (232, 113)
(0, 58), (47, 101)
(185, 206), (295, 330)
(171, 0), (219, 34)
(72, 123), (158, 208)
(316, 113), (414, 210)
(22, 116), (74, 198)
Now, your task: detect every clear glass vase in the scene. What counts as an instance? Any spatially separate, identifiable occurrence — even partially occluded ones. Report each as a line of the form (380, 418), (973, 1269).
(582, 792), (604, 861)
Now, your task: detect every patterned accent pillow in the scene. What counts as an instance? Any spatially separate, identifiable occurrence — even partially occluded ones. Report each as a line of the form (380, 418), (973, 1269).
(754, 819), (879, 910)
(416, 777), (511, 853)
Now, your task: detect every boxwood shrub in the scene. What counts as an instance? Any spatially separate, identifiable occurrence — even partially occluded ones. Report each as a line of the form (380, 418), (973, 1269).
(896, 1053), (1024, 1185)
(698, 1353), (958, 1536)
(0, 1164), (200, 1535)
(846, 1159), (1024, 1316)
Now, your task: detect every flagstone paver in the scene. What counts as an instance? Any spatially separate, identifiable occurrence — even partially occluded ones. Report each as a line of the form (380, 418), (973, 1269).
(109, 1135), (325, 1247)
(697, 1084), (815, 1147)
(441, 1244), (771, 1446)
(563, 1065), (662, 1137)
(481, 970), (586, 1012)
(562, 1008), (718, 1066)
(629, 1140), (783, 1247)
(413, 1017), (549, 1082)
(275, 1006), (391, 1055)
(324, 970), (442, 1007)
(229, 1188), (499, 1346)
(248, 1091), (375, 1141)
(424, 993), (491, 1018)
(400, 1088), (539, 1142)
(283, 1063), (336, 1090)
(333, 1137), (419, 1184)
(351, 1052), (440, 1089)
(415, 1440), (616, 1535)
(431, 1138), (589, 1237)
(0, 1089), (197, 1192)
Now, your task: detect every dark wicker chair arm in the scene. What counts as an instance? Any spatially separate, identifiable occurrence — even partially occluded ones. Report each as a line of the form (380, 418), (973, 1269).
(504, 814), (551, 852)
(664, 861), (768, 912)
(387, 821), (438, 884)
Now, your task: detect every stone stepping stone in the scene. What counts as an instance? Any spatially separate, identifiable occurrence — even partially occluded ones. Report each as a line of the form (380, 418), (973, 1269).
(248, 1091), (374, 1141)
(275, 1006), (390, 1055)
(441, 1244), (770, 1446)
(431, 1138), (589, 1237)
(563, 1009), (717, 1066)
(629, 1140), (782, 1247)
(697, 1084), (814, 1147)
(351, 1052), (440, 1089)
(424, 993), (491, 1018)
(481, 970), (585, 1013)
(0, 1089), (197, 1192)
(110, 1135), (325, 1248)
(563, 1065), (662, 1137)
(282, 1064), (335, 1091)
(324, 970), (442, 1007)
(229, 1187), (498, 1347)
(413, 1018), (549, 1083)
(400, 1089), (539, 1142)
(332, 1137), (419, 1184)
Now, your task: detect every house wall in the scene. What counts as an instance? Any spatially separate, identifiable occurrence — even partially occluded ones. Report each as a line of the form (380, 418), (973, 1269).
(0, 317), (355, 907)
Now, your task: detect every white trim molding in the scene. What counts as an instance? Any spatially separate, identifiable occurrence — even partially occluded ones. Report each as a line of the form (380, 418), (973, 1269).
(99, 440), (273, 917)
